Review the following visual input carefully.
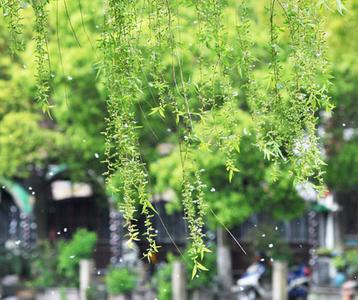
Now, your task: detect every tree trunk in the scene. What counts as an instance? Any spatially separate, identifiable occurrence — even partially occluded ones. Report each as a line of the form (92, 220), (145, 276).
(334, 191), (344, 252)
(217, 227), (233, 300)
(28, 172), (51, 241)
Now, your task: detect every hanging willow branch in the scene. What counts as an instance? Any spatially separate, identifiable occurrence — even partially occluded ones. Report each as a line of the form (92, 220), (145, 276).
(152, 0), (211, 274)
(32, 0), (52, 116)
(237, 0), (332, 193)
(102, 0), (159, 260)
(193, 0), (242, 183)
(266, 0), (331, 191)
(193, 0), (225, 109)
(284, 0), (331, 190)
(182, 167), (210, 278)
(0, 0), (24, 52)
(146, 0), (171, 118)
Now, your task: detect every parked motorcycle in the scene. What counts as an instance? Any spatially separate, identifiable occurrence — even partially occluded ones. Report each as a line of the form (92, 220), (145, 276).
(232, 261), (310, 300)
(288, 264), (311, 300)
(232, 258), (270, 300)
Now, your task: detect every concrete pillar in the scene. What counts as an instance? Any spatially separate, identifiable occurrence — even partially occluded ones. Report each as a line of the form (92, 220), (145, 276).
(272, 260), (288, 300)
(217, 227), (233, 300)
(80, 259), (94, 300)
(172, 260), (187, 300)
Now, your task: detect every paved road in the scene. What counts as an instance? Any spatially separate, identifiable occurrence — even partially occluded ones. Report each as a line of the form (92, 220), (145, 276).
(308, 286), (342, 300)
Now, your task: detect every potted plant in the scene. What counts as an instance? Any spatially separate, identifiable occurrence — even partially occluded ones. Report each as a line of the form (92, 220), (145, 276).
(316, 247), (334, 258)
(105, 267), (136, 300)
(332, 254), (347, 287)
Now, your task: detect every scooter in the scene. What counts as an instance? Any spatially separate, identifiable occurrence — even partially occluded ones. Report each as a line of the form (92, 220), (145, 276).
(288, 264), (311, 300)
(232, 260), (269, 300)
(233, 262), (310, 300)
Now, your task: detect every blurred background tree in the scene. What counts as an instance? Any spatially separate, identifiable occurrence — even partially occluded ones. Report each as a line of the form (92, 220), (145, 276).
(325, 1), (358, 191)
(0, 0), (105, 239)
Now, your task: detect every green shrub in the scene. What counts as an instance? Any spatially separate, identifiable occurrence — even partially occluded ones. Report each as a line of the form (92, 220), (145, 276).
(332, 255), (346, 272)
(345, 250), (358, 277)
(0, 245), (28, 277)
(317, 247), (334, 257)
(332, 249), (358, 276)
(57, 229), (97, 286)
(29, 241), (61, 288)
(154, 262), (172, 300)
(105, 267), (137, 295)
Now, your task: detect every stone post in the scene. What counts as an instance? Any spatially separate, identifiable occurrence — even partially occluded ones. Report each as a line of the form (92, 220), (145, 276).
(217, 227), (233, 300)
(172, 260), (187, 300)
(80, 259), (94, 300)
(272, 260), (288, 300)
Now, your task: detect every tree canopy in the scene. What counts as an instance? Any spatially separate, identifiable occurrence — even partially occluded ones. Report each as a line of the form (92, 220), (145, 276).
(0, 0), (105, 180)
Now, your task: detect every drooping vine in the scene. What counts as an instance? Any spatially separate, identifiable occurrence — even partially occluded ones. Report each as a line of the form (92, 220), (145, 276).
(182, 167), (210, 278)
(193, 0), (243, 182)
(237, 0), (332, 193)
(32, 0), (52, 115)
(0, 0), (24, 52)
(101, 0), (159, 260)
(193, 0), (225, 109)
(146, 0), (172, 118)
(144, 0), (212, 273)
(266, 0), (331, 191)
(283, 0), (331, 190)
(169, 0), (210, 273)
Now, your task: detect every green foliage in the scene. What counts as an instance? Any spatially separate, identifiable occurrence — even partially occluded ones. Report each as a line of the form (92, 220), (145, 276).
(324, 1), (358, 191)
(97, 0), (330, 269)
(151, 108), (303, 229)
(345, 250), (358, 276)
(317, 247), (334, 257)
(332, 255), (346, 271)
(154, 262), (172, 300)
(101, 0), (159, 258)
(249, 225), (292, 262)
(332, 250), (358, 276)
(0, 0), (105, 182)
(0, 112), (64, 177)
(326, 141), (358, 190)
(0, 0), (24, 52)
(183, 246), (216, 290)
(335, 0), (347, 14)
(105, 267), (137, 296)
(320, 0), (347, 14)
(57, 229), (97, 286)
(242, 0), (332, 193)
(86, 284), (105, 300)
(29, 241), (60, 289)
(0, 245), (28, 277)
(182, 169), (210, 278)
(32, 0), (51, 115)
